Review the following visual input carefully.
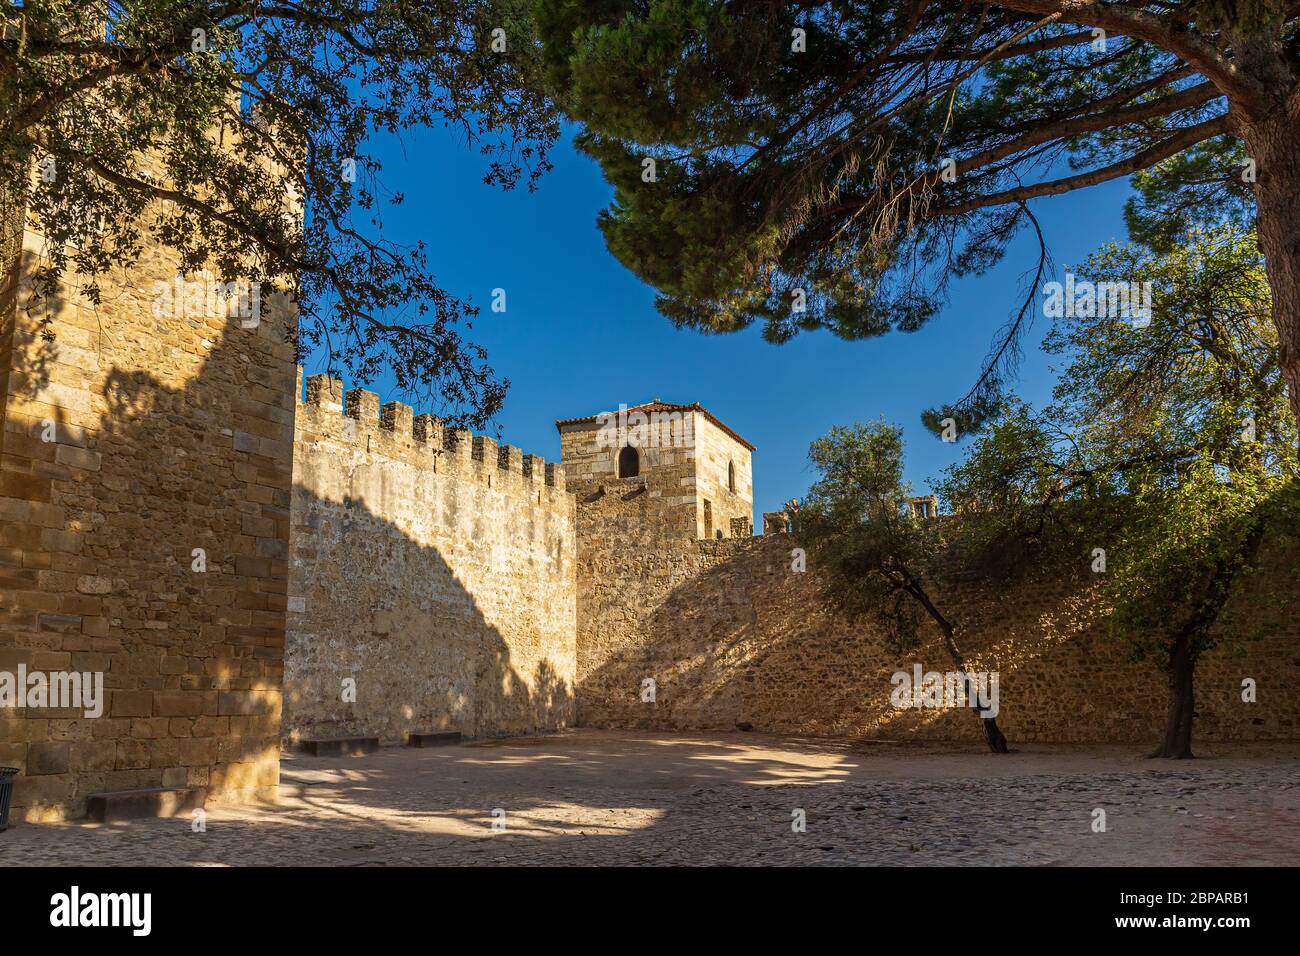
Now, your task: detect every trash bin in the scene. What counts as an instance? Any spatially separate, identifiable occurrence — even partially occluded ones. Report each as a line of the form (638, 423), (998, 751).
(0, 767), (18, 831)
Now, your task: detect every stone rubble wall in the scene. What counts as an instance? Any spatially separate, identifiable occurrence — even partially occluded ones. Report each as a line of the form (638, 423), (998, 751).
(283, 375), (576, 745)
(575, 496), (1300, 744)
(559, 418), (699, 539)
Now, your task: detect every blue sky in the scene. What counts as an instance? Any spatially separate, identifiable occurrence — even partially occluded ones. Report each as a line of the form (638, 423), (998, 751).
(307, 122), (1136, 520)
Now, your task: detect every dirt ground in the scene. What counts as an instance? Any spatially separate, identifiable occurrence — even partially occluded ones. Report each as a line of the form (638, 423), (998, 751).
(2, 729), (1297, 866)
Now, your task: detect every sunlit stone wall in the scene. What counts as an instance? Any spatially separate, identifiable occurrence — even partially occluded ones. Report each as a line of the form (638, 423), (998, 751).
(574, 506), (1300, 745)
(0, 192), (296, 822)
(284, 376), (576, 745)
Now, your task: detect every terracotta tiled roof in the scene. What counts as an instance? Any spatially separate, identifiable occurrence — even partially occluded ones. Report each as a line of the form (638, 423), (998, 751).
(555, 401), (756, 451)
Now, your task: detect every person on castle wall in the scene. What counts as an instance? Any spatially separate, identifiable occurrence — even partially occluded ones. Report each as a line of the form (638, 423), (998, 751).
(786, 498), (800, 533)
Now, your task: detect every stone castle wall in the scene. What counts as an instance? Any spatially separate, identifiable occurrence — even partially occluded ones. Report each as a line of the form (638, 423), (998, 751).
(1, 194), (296, 822)
(575, 495), (1300, 744)
(558, 407), (755, 541)
(692, 416), (753, 539)
(283, 376), (576, 745)
(559, 415), (699, 539)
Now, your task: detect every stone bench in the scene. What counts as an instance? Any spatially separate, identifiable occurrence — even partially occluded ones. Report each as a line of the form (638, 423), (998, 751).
(406, 731), (463, 748)
(298, 736), (380, 757)
(85, 787), (206, 823)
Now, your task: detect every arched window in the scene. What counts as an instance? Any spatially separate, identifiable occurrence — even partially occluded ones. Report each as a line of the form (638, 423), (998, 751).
(617, 445), (639, 478)
(728, 460), (736, 493)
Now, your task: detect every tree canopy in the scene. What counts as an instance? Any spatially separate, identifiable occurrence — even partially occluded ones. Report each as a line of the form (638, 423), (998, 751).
(939, 225), (1299, 755)
(535, 0), (1300, 431)
(799, 418), (1011, 751)
(2, 0), (558, 424)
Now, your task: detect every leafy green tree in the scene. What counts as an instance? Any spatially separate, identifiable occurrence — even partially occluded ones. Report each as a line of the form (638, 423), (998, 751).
(535, 1), (1300, 430)
(799, 420), (1010, 753)
(1, 0), (557, 424)
(941, 226), (1298, 757)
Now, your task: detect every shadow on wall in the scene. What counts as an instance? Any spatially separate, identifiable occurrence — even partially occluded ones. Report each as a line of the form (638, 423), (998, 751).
(281, 471), (574, 746)
(1, 245), (573, 820)
(576, 533), (1300, 747)
(0, 193), (58, 443)
(0, 242), (301, 820)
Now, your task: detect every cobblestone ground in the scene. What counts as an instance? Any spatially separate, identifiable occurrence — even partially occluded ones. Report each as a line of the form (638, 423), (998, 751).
(2, 730), (1297, 866)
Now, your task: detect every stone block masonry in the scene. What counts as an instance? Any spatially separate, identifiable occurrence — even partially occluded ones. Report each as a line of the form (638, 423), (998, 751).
(556, 401), (755, 542)
(283, 375), (576, 746)
(0, 194), (296, 822)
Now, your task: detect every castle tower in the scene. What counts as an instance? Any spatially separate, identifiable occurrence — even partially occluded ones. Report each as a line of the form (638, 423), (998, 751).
(0, 121), (298, 822)
(555, 400), (754, 540)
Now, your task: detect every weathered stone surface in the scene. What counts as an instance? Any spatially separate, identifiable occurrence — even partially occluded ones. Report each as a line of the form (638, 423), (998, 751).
(558, 403), (1299, 745)
(557, 402), (754, 542)
(25, 742), (70, 775)
(1, 163), (294, 822)
(284, 382), (576, 747)
(572, 511), (1300, 744)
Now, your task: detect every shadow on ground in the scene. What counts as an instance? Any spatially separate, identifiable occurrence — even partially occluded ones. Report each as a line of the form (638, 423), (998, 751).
(4, 730), (1298, 867)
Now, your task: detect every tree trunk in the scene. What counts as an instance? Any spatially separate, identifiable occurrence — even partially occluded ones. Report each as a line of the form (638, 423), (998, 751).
(972, 690), (1009, 754)
(1148, 514), (1268, 759)
(953, 648), (1009, 755)
(1244, 108), (1300, 429)
(906, 580), (1010, 753)
(1150, 632), (1196, 759)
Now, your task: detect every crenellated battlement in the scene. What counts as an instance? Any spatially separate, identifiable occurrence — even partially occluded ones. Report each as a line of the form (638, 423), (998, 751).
(295, 370), (567, 501)
(286, 369), (576, 747)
